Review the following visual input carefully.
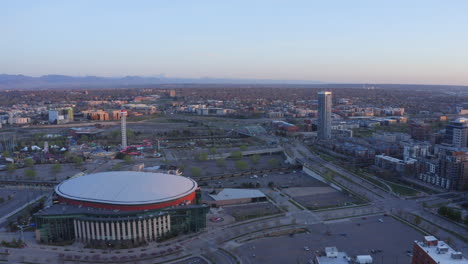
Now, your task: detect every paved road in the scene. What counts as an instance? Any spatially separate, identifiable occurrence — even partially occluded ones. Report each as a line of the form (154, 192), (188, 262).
(285, 140), (468, 253)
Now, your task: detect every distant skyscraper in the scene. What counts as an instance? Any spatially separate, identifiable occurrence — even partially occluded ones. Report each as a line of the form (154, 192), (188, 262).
(121, 110), (128, 149)
(318, 91), (332, 139)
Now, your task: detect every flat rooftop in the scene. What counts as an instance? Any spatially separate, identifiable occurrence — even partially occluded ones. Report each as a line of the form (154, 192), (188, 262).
(414, 239), (468, 264)
(209, 188), (266, 201)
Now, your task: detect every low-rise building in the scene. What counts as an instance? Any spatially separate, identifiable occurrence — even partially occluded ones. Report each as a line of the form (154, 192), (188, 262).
(203, 188), (267, 207)
(313, 247), (350, 264)
(412, 236), (468, 264)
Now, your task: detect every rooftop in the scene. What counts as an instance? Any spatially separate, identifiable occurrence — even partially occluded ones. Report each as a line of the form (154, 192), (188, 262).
(414, 238), (468, 264)
(55, 171), (198, 205)
(209, 188), (265, 201)
(316, 251), (349, 264)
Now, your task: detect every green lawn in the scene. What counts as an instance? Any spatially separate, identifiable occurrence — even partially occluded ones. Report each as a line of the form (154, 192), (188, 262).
(384, 181), (419, 196)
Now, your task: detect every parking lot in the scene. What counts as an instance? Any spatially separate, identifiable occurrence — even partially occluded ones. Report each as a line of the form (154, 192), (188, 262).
(0, 187), (45, 226)
(234, 215), (422, 264)
(284, 187), (359, 209)
(0, 163), (88, 182)
(202, 170), (326, 189)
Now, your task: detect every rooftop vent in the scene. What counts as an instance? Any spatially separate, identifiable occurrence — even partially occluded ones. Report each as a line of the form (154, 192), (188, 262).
(451, 252), (463, 260)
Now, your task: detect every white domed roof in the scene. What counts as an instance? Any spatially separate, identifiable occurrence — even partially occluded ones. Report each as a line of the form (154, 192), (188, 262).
(55, 171), (197, 205)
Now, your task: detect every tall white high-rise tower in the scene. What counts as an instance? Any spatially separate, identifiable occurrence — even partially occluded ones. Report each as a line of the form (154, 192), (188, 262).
(121, 110), (128, 149)
(318, 91), (332, 139)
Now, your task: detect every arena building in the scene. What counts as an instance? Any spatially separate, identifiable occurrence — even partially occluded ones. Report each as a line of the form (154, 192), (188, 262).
(34, 171), (209, 247)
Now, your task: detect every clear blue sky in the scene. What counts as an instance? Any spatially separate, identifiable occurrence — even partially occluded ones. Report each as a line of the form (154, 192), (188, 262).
(2, 0), (468, 85)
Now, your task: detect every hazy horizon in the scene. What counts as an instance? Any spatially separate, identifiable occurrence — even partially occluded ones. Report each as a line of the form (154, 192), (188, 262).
(2, 0), (468, 85)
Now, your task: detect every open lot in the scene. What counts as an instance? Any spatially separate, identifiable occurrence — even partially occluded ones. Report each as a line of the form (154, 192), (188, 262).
(234, 215), (423, 264)
(284, 187), (359, 209)
(0, 162), (96, 182)
(202, 170), (326, 190)
(174, 153), (287, 178)
(222, 202), (281, 221)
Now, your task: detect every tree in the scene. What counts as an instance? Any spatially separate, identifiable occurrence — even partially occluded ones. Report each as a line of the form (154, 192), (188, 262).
(178, 164), (185, 172)
(2, 150), (10, 158)
(196, 152), (208, 161)
(231, 151), (243, 160)
(126, 129), (135, 139)
(209, 147), (217, 155)
(413, 215), (422, 225)
(72, 156), (83, 165)
(250, 154), (260, 164)
(51, 163), (62, 174)
(24, 169), (36, 179)
(6, 163), (16, 173)
(123, 155), (132, 163)
(190, 167), (202, 177)
(268, 158), (280, 168)
(240, 145), (248, 151)
(235, 160), (249, 171)
(24, 158), (35, 167)
(268, 181), (275, 188)
(216, 158), (226, 167)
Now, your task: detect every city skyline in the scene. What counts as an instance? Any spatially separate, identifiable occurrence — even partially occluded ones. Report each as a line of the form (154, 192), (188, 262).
(2, 0), (468, 86)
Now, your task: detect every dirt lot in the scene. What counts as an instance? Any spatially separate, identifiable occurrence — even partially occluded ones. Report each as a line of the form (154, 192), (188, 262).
(222, 202), (281, 221)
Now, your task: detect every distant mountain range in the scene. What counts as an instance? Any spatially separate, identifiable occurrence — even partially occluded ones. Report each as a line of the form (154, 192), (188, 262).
(0, 74), (324, 90)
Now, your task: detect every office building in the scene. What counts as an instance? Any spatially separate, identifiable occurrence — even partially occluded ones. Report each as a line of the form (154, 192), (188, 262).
(48, 110), (59, 124)
(445, 118), (468, 148)
(318, 91), (332, 139)
(121, 110), (127, 149)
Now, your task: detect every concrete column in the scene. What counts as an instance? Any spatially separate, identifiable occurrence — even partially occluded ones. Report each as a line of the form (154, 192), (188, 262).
(100, 222), (105, 240)
(85, 221), (91, 241)
(94, 222), (101, 240)
(90, 221), (96, 240)
(111, 221), (116, 240)
(132, 221), (137, 241)
(152, 218), (158, 240)
(73, 220), (78, 239)
(167, 215), (171, 231)
(127, 221), (132, 239)
(120, 221), (125, 240)
(116, 221), (121, 240)
(158, 217), (162, 235)
(74, 220), (80, 240)
(162, 216), (167, 233)
(143, 219), (148, 241)
(148, 218), (153, 241)
(81, 221), (86, 241)
(106, 222), (110, 241)
(137, 220), (143, 241)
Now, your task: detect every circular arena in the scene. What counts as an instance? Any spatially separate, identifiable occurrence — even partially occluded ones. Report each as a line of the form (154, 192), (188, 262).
(55, 171), (198, 211)
(35, 171), (208, 246)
